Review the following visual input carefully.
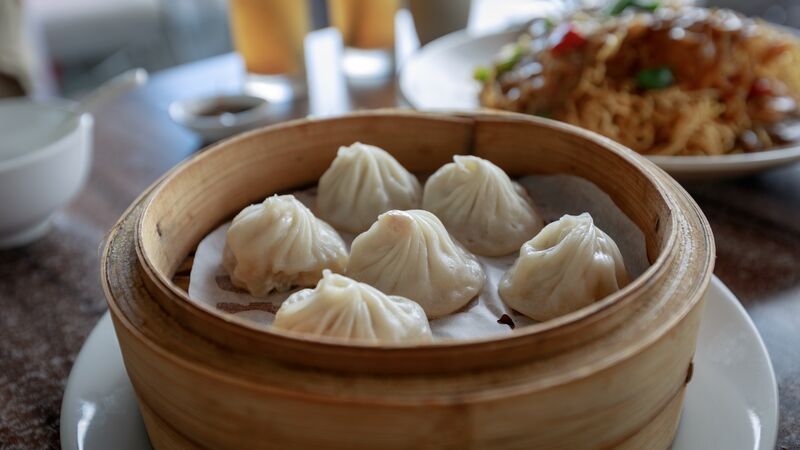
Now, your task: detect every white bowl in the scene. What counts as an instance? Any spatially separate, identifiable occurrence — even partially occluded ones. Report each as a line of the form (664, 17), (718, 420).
(0, 99), (93, 248)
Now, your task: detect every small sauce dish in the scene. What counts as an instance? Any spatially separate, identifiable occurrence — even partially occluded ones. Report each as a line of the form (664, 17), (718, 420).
(169, 95), (282, 142)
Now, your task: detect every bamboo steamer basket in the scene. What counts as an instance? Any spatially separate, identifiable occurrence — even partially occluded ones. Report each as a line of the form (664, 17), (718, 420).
(102, 110), (714, 449)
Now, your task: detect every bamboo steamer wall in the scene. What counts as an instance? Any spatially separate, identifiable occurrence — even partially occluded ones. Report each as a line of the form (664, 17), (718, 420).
(101, 111), (715, 449)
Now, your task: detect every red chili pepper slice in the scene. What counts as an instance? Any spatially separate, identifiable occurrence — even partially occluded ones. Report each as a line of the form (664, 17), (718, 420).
(550, 24), (587, 56)
(749, 78), (773, 98)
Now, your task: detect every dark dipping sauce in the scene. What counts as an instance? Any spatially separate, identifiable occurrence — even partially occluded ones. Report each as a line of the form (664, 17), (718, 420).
(197, 103), (257, 117)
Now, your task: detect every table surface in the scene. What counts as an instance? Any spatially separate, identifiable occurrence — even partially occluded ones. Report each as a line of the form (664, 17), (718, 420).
(2, 22), (800, 450)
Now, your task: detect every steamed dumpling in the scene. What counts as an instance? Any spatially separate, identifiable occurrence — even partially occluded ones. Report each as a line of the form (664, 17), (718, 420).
(499, 213), (628, 321)
(422, 155), (543, 256)
(347, 210), (486, 319)
(317, 142), (422, 233)
(272, 270), (432, 343)
(223, 195), (348, 297)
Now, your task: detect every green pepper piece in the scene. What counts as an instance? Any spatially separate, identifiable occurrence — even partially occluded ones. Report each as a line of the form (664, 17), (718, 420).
(473, 66), (491, 82)
(636, 66), (674, 90)
(609, 0), (659, 15)
(633, 0), (660, 11)
(495, 45), (523, 75)
(609, 0), (635, 16)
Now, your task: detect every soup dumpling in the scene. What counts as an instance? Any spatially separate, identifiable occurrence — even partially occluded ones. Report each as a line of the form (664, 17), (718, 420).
(273, 270), (432, 343)
(223, 195), (348, 297)
(317, 142), (422, 233)
(347, 210), (485, 319)
(499, 213), (628, 321)
(422, 155), (543, 256)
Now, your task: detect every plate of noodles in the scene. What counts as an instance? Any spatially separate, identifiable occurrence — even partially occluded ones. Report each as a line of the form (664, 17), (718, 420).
(400, 4), (800, 180)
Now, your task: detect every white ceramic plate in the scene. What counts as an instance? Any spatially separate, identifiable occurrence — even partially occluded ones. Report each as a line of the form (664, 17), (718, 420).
(399, 29), (800, 180)
(60, 277), (776, 450)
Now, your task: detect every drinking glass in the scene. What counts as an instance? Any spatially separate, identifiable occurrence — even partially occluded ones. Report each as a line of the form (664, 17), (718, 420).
(328, 0), (400, 79)
(229, 0), (311, 101)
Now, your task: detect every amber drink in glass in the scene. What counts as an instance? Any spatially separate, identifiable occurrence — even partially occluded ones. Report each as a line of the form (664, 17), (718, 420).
(328, 0), (399, 79)
(229, 0), (310, 101)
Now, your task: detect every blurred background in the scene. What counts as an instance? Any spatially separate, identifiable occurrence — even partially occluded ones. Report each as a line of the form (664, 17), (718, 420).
(1, 0), (799, 100)
(2, 1), (800, 449)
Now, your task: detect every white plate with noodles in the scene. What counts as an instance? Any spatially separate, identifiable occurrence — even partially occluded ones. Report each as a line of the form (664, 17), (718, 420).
(400, 7), (800, 181)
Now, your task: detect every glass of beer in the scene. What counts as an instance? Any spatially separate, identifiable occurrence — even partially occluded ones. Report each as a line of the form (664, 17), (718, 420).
(328, 0), (400, 79)
(229, 0), (310, 101)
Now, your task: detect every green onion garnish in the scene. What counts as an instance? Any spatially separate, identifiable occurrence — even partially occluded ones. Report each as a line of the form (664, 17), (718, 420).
(609, 0), (660, 16)
(635, 66), (674, 90)
(496, 45), (524, 75)
(633, 0), (660, 11)
(473, 66), (491, 82)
